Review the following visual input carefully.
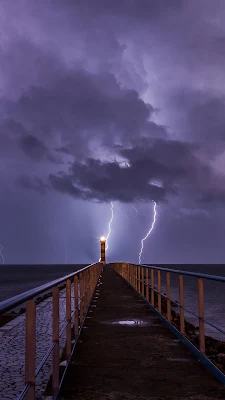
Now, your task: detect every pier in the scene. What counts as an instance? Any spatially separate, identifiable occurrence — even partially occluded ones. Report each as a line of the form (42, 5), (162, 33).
(60, 266), (224, 400)
(0, 240), (225, 399)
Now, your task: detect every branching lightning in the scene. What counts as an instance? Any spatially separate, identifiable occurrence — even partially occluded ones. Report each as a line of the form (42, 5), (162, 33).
(0, 244), (4, 264)
(114, 205), (132, 220)
(150, 71), (161, 85)
(132, 206), (138, 213)
(138, 201), (157, 264)
(106, 202), (114, 250)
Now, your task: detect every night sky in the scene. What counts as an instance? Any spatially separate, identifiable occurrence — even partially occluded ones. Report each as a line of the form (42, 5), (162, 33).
(1, 0), (225, 265)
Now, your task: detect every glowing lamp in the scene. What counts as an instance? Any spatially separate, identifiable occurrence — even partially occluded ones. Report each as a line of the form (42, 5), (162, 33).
(100, 236), (106, 264)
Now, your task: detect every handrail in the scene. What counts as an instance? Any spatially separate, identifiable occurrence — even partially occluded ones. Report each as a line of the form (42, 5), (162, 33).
(143, 264), (225, 283)
(115, 262), (225, 338)
(0, 263), (96, 314)
(0, 261), (103, 400)
(111, 262), (225, 386)
(110, 262), (225, 283)
(152, 286), (225, 335)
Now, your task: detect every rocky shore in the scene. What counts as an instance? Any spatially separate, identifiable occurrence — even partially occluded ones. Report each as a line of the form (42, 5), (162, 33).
(157, 290), (225, 373)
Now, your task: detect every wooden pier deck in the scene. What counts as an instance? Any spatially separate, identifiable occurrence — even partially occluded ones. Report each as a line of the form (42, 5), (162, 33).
(60, 266), (225, 400)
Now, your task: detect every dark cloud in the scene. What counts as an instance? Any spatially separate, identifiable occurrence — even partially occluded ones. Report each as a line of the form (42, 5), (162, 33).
(55, 146), (72, 155)
(48, 164), (169, 203)
(1, 68), (166, 165)
(74, 0), (184, 23)
(20, 135), (49, 161)
(168, 88), (225, 158)
(49, 174), (83, 197)
(45, 139), (225, 206)
(1, 0), (225, 263)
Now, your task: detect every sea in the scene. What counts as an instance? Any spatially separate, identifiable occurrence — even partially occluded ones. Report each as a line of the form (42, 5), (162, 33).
(0, 264), (83, 301)
(155, 264), (225, 341)
(0, 264), (225, 341)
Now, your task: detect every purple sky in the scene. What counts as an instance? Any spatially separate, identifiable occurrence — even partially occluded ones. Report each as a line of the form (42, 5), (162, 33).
(1, 0), (225, 265)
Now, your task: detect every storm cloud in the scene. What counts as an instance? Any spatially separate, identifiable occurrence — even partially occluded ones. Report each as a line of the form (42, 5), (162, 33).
(1, 0), (225, 264)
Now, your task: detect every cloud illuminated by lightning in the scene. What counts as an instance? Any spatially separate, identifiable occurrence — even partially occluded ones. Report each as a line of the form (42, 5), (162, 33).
(0, 244), (4, 264)
(138, 201), (157, 264)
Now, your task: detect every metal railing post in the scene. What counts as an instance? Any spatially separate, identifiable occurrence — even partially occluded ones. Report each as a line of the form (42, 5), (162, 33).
(135, 265), (137, 290)
(74, 275), (79, 339)
(25, 299), (36, 400)
(80, 273), (83, 326)
(146, 268), (149, 301)
(85, 270), (88, 309)
(142, 266), (145, 296)
(66, 279), (71, 362)
(52, 286), (59, 399)
(179, 275), (185, 335)
(166, 272), (171, 322)
(151, 269), (154, 306)
(198, 278), (205, 354)
(157, 270), (161, 312)
(138, 266), (141, 293)
(83, 270), (87, 315)
(88, 268), (91, 303)
(86, 270), (88, 311)
(87, 268), (90, 304)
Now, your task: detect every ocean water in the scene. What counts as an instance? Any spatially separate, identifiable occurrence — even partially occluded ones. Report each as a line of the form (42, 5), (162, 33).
(0, 263), (225, 341)
(154, 264), (225, 340)
(0, 264), (84, 302)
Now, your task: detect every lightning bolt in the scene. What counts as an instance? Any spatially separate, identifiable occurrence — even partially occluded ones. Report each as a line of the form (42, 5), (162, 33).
(99, 201), (114, 262)
(106, 202), (114, 250)
(138, 201), (157, 264)
(0, 244), (4, 264)
(151, 71), (161, 85)
(114, 205), (132, 220)
(131, 205), (146, 217)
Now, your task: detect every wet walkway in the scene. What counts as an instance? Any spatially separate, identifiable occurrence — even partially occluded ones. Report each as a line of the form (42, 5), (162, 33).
(60, 267), (225, 400)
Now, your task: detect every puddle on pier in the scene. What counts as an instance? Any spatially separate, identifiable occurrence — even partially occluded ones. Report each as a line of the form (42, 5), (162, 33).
(167, 357), (191, 362)
(102, 318), (154, 326)
(59, 360), (67, 367)
(170, 339), (181, 346)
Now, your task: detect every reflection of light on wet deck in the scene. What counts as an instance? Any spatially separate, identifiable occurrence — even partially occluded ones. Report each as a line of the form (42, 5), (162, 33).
(102, 319), (153, 326)
(114, 320), (145, 326)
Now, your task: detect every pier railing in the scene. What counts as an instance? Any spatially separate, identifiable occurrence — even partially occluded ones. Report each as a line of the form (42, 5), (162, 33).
(111, 262), (225, 385)
(0, 262), (102, 400)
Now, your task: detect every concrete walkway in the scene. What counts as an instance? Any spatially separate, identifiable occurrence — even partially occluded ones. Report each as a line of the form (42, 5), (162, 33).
(0, 287), (73, 400)
(60, 267), (225, 400)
